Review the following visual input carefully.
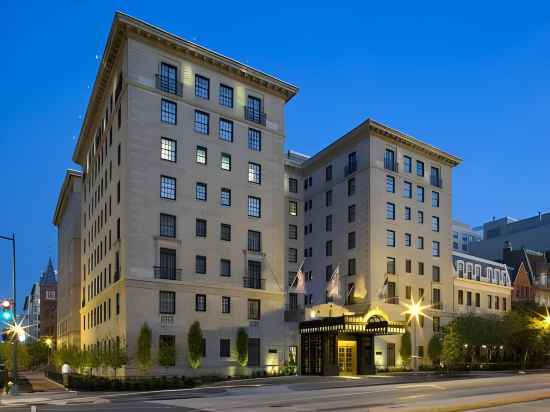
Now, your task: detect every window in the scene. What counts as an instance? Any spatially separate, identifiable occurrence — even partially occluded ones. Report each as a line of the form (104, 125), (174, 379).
(246, 95), (263, 123)
(432, 266), (440, 282)
(405, 233), (412, 247)
(433, 288), (441, 307)
(488, 295), (492, 309)
(248, 196), (261, 217)
(348, 205), (356, 223)
(417, 211), (424, 224)
(386, 202), (396, 220)
(195, 294), (206, 311)
(220, 296), (231, 315)
(159, 291), (175, 314)
(417, 236), (424, 250)
(405, 207), (411, 220)
(289, 200), (297, 216)
(46, 290), (56, 300)
(195, 75), (209, 99)
(325, 240), (333, 257)
(432, 216), (440, 232)
(495, 296), (500, 310)
(404, 155), (412, 173)
(220, 338), (230, 357)
(326, 214), (333, 231)
(399, 183), (412, 201)
(416, 160), (424, 177)
(475, 293), (481, 307)
(161, 99), (177, 124)
(347, 178), (355, 196)
(248, 162), (261, 184)
(248, 230), (261, 252)
(433, 316), (441, 332)
(458, 290), (464, 305)
(194, 110), (209, 134)
(387, 257), (396, 274)
(220, 259), (231, 277)
(348, 259), (356, 276)
(386, 175), (395, 193)
(384, 149), (396, 170)
(160, 176), (176, 200)
(160, 138), (177, 162)
(248, 128), (261, 151)
(220, 223), (231, 241)
(432, 241), (440, 257)
(196, 219), (207, 238)
(406, 259), (412, 274)
(219, 84), (233, 107)
(432, 191), (440, 208)
(416, 186), (425, 202)
(503, 297), (507, 311)
(195, 255), (207, 274)
(406, 286), (412, 299)
(289, 178), (298, 193)
(467, 291), (472, 306)
(387, 230), (396, 247)
(325, 190), (333, 207)
(289, 224), (298, 240)
(220, 188), (231, 207)
(348, 232), (356, 249)
(219, 118), (234, 142)
(325, 165), (333, 181)
(196, 146), (207, 164)
(221, 153), (231, 171)
(248, 299), (261, 320)
(418, 262), (424, 275)
(160, 213), (176, 238)
(196, 182), (207, 201)
(288, 248), (298, 263)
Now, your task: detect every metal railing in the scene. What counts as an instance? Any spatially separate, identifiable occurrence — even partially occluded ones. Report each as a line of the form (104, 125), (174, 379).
(154, 266), (182, 281)
(344, 160), (358, 176)
(244, 106), (266, 126)
(155, 74), (183, 96)
(384, 159), (398, 172)
(243, 276), (265, 289)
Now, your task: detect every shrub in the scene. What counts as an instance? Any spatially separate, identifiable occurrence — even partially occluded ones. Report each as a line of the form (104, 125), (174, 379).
(187, 321), (203, 369)
(236, 328), (248, 367)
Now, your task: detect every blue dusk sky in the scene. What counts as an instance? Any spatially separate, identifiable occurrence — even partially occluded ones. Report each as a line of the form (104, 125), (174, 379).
(1, 1), (549, 307)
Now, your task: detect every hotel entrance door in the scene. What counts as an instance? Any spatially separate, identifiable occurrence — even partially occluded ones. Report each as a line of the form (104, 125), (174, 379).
(337, 340), (357, 375)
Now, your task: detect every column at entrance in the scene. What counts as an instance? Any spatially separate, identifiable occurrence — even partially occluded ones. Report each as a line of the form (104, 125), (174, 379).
(357, 335), (376, 375)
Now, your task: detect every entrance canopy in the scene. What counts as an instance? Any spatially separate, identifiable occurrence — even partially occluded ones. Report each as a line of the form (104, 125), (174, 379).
(300, 313), (407, 336)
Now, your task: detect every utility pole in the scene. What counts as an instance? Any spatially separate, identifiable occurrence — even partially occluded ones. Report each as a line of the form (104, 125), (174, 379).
(0, 233), (17, 395)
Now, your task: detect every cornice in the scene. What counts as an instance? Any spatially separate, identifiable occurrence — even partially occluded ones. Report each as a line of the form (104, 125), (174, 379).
(53, 169), (82, 226)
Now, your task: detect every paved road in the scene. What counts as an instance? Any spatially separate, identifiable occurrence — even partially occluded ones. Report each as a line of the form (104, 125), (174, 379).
(3, 372), (550, 411)
(469, 399), (550, 411)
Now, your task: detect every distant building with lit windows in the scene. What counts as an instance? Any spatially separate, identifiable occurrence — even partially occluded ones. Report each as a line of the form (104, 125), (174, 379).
(452, 220), (482, 254)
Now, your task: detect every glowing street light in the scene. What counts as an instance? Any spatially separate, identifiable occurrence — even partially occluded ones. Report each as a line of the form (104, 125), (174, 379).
(401, 297), (432, 371)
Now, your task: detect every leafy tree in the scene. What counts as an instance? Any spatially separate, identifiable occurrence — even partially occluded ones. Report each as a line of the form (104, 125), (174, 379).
(187, 321), (203, 369)
(26, 340), (49, 368)
(501, 308), (543, 368)
(107, 345), (128, 378)
(442, 326), (464, 369)
(136, 323), (153, 373)
(236, 328), (248, 367)
(158, 338), (176, 368)
(428, 334), (443, 366)
(399, 331), (412, 368)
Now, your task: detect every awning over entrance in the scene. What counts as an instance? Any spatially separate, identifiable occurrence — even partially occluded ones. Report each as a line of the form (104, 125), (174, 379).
(300, 314), (407, 336)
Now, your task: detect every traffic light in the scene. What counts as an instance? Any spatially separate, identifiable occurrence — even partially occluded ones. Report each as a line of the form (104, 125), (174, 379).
(1, 300), (12, 322)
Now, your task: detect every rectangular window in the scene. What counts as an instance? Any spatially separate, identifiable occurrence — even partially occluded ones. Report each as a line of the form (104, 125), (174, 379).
(221, 153), (231, 171)
(288, 178), (298, 193)
(219, 84), (233, 107)
(386, 202), (396, 220)
(432, 191), (440, 208)
(416, 160), (425, 177)
(458, 290), (464, 305)
(159, 248), (177, 279)
(348, 232), (356, 249)
(405, 207), (411, 221)
(406, 286), (412, 299)
(348, 205), (356, 223)
(194, 110), (210, 134)
(160, 176), (176, 200)
(220, 188), (231, 207)
(406, 259), (412, 274)
(418, 262), (424, 275)
(195, 255), (207, 274)
(467, 291), (472, 306)
(246, 95), (263, 124)
(387, 230), (396, 247)
(160, 213), (176, 238)
(220, 338), (230, 357)
(248, 230), (262, 252)
(404, 155), (412, 173)
(348, 258), (356, 276)
(325, 240), (333, 257)
(248, 128), (261, 151)
(289, 224), (298, 240)
(288, 248), (298, 263)
(159, 291), (175, 314)
(404, 181), (412, 198)
(432, 216), (440, 232)
(325, 265), (333, 281)
(195, 294), (206, 311)
(432, 241), (440, 257)
(196, 218), (207, 237)
(325, 165), (333, 181)
(417, 211), (424, 224)
(432, 265), (440, 282)
(196, 182), (207, 201)
(347, 178), (356, 196)
(386, 175), (395, 193)
(196, 146), (207, 164)
(475, 293), (480, 307)
(387, 257), (396, 274)
(160, 137), (177, 162)
(248, 338), (261, 366)
(195, 74), (210, 99)
(326, 214), (333, 231)
(405, 233), (412, 247)
(248, 196), (261, 217)
(220, 259), (231, 277)
(248, 299), (261, 320)
(161, 99), (177, 125)
(159, 62), (178, 93)
(384, 149), (396, 171)
(325, 190), (333, 207)
(289, 200), (298, 216)
(220, 223), (231, 241)
(416, 186), (425, 203)
(248, 162), (262, 184)
(219, 118), (234, 142)
(417, 236), (424, 250)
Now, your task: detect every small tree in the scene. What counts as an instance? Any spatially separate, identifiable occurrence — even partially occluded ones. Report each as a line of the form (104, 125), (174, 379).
(108, 345), (128, 378)
(187, 321), (203, 369)
(136, 323), (153, 373)
(236, 328), (248, 367)
(27, 341), (49, 368)
(442, 326), (464, 369)
(400, 332), (412, 368)
(158, 338), (176, 368)
(428, 335), (443, 366)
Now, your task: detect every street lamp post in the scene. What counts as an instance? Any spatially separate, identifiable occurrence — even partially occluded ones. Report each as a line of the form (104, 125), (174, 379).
(411, 317), (417, 371)
(0, 233), (17, 395)
(402, 297), (431, 372)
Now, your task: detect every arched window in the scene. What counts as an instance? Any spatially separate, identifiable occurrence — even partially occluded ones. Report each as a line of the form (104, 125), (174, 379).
(474, 265), (481, 281)
(466, 263), (473, 279)
(457, 261), (464, 277)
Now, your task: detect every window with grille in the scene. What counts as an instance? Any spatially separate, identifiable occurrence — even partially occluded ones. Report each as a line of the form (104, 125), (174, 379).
(387, 230), (396, 247)
(404, 155), (412, 173)
(289, 200), (297, 216)
(160, 214), (176, 238)
(432, 216), (440, 232)
(248, 230), (261, 252)
(248, 196), (261, 217)
(405, 233), (412, 247)
(220, 223), (231, 241)
(288, 178), (298, 193)
(404, 181), (412, 198)
(195, 75), (209, 99)
(386, 202), (396, 220)
(195, 294), (206, 311)
(248, 299), (261, 320)
(219, 118), (233, 142)
(196, 182), (207, 201)
(195, 255), (207, 274)
(196, 219), (207, 237)
(289, 224), (297, 240)
(161, 99), (177, 125)
(160, 176), (176, 200)
(248, 162), (261, 184)
(221, 297), (231, 314)
(417, 186), (425, 202)
(220, 153), (231, 171)
(432, 191), (440, 208)
(248, 128), (261, 151)
(220, 338), (230, 357)
(405, 207), (411, 220)
(387, 257), (396, 274)
(219, 84), (233, 107)
(160, 138), (176, 162)
(159, 291), (175, 314)
(288, 248), (298, 263)
(386, 175), (395, 193)
(220, 259), (231, 277)
(432, 241), (440, 257)
(194, 110), (209, 134)
(433, 265), (440, 282)
(416, 160), (424, 177)
(196, 146), (207, 164)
